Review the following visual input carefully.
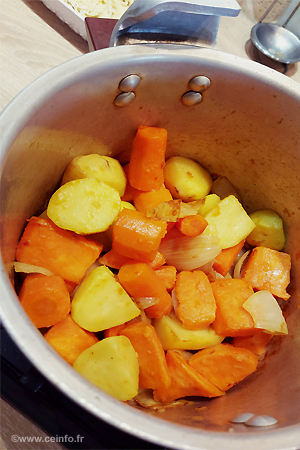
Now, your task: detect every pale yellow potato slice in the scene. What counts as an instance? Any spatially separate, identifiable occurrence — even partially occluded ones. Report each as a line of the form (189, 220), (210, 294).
(246, 209), (285, 251)
(62, 154), (127, 196)
(73, 336), (139, 401)
(197, 194), (220, 217)
(71, 266), (140, 332)
(47, 178), (121, 234)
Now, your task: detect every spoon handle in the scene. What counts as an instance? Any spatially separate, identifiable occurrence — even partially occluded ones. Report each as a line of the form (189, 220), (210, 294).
(258, 0), (280, 23)
(282, 1), (300, 28)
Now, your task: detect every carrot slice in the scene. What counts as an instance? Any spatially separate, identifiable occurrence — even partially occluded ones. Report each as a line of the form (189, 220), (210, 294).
(128, 126), (168, 191)
(133, 185), (173, 214)
(175, 270), (216, 330)
(16, 217), (102, 283)
(232, 332), (273, 356)
(153, 350), (223, 403)
(19, 274), (70, 328)
(44, 315), (98, 364)
(155, 265), (177, 291)
(118, 262), (173, 319)
(213, 239), (245, 277)
(175, 215), (208, 237)
(189, 343), (258, 392)
(99, 248), (165, 270)
(211, 279), (258, 337)
(120, 322), (171, 390)
(121, 164), (138, 202)
(241, 246), (291, 300)
(112, 209), (167, 262)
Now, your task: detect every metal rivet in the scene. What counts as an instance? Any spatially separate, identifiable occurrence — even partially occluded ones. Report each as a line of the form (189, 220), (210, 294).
(189, 76), (211, 92)
(114, 92), (135, 107)
(230, 413), (255, 424)
(245, 415), (278, 427)
(181, 91), (202, 106)
(119, 74), (141, 92)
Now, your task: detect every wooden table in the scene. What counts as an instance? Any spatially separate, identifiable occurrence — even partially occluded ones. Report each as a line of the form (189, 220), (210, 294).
(0, 0), (299, 448)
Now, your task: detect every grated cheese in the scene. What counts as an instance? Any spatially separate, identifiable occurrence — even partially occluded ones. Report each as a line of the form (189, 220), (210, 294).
(63, 0), (135, 19)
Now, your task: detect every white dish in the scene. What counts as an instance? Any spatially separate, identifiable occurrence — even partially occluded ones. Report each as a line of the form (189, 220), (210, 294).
(41, 0), (87, 39)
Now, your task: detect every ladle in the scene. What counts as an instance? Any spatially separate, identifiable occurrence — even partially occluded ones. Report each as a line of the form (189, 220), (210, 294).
(251, 0), (300, 64)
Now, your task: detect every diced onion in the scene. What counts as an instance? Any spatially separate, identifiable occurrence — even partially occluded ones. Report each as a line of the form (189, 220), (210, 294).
(233, 250), (250, 279)
(171, 288), (179, 311)
(14, 262), (54, 276)
(159, 234), (221, 271)
(243, 290), (288, 335)
(133, 297), (159, 309)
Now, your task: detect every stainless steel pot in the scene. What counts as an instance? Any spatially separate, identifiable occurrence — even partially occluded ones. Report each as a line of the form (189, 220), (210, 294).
(1, 2), (300, 448)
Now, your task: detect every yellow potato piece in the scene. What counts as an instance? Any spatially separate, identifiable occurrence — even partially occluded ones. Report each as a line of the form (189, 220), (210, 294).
(153, 313), (223, 350)
(62, 154), (127, 196)
(204, 195), (255, 249)
(73, 336), (139, 401)
(197, 194), (220, 217)
(47, 178), (121, 234)
(164, 156), (212, 201)
(246, 209), (285, 251)
(71, 266), (140, 332)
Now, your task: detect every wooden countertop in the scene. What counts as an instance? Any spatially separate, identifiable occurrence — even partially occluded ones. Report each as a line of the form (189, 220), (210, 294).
(0, 0), (299, 448)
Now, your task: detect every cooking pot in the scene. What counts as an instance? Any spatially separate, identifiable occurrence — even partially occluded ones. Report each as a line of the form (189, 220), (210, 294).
(1, 1), (300, 448)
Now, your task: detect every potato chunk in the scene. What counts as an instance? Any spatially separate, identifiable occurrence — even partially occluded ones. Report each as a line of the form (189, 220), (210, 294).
(47, 178), (121, 234)
(246, 209), (285, 251)
(71, 266), (140, 332)
(204, 195), (255, 249)
(62, 154), (127, 196)
(73, 336), (139, 401)
(164, 156), (212, 201)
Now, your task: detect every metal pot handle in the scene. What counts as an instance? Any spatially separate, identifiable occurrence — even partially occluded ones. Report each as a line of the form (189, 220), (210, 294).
(109, 0), (240, 47)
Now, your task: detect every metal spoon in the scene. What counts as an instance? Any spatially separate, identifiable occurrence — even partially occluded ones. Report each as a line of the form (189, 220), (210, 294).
(251, 0), (300, 64)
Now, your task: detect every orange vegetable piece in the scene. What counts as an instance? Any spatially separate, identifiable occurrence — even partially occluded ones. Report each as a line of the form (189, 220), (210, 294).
(189, 343), (258, 392)
(148, 251), (166, 269)
(104, 316), (142, 338)
(128, 126), (168, 191)
(175, 270), (216, 330)
(19, 274), (70, 328)
(121, 164), (138, 202)
(112, 209), (167, 262)
(213, 239), (245, 277)
(175, 215), (208, 237)
(99, 249), (165, 270)
(118, 262), (173, 319)
(153, 350), (223, 403)
(232, 332), (273, 356)
(16, 217), (102, 283)
(155, 265), (177, 291)
(242, 246), (291, 300)
(211, 279), (258, 337)
(44, 315), (98, 364)
(120, 322), (171, 390)
(64, 280), (78, 294)
(133, 185), (173, 214)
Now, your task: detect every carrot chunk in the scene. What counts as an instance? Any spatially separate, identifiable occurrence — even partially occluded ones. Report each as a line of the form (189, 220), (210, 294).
(128, 126), (168, 191)
(242, 246), (291, 300)
(232, 332), (273, 356)
(175, 215), (208, 237)
(148, 251), (166, 269)
(133, 185), (173, 214)
(155, 265), (177, 291)
(112, 209), (167, 262)
(175, 271), (216, 330)
(211, 279), (257, 337)
(44, 315), (98, 364)
(19, 274), (70, 328)
(153, 350), (223, 403)
(189, 343), (258, 392)
(121, 164), (138, 202)
(120, 322), (171, 390)
(213, 239), (245, 277)
(99, 249), (165, 270)
(16, 217), (102, 283)
(118, 262), (173, 319)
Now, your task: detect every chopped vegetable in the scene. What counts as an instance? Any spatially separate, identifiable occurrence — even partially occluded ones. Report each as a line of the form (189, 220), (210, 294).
(154, 265), (177, 291)
(44, 315), (98, 364)
(211, 176), (242, 202)
(133, 185), (173, 214)
(128, 126), (168, 191)
(175, 270), (216, 330)
(16, 217), (102, 283)
(246, 209), (285, 251)
(213, 239), (245, 277)
(232, 332), (273, 356)
(175, 214), (208, 237)
(189, 343), (258, 392)
(19, 274), (70, 328)
(197, 194), (220, 216)
(14, 262), (54, 277)
(73, 336), (139, 401)
(242, 246), (291, 300)
(121, 164), (137, 202)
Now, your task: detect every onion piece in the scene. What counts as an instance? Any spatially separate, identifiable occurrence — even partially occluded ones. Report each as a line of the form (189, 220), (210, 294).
(243, 290), (288, 335)
(14, 262), (54, 276)
(179, 200), (205, 218)
(233, 250), (250, 279)
(159, 234), (221, 271)
(133, 297), (159, 309)
(171, 288), (179, 312)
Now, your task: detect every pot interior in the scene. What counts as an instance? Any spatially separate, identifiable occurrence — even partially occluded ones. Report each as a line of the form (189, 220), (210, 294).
(1, 45), (300, 448)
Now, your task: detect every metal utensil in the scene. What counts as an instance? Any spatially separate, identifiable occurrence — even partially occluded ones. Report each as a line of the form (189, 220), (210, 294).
(250, 0), (300, 64)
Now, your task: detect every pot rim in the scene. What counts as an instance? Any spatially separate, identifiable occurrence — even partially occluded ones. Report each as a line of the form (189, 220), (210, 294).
(1, 44), (300, 450)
